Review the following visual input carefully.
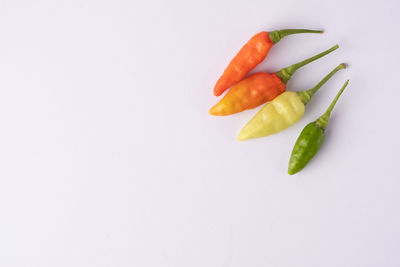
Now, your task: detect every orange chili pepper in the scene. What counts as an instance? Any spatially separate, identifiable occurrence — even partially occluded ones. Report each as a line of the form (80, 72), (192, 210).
(210, 73), (285, 115)
(213, 29), (323, 96)
(209, 45), (338, 116)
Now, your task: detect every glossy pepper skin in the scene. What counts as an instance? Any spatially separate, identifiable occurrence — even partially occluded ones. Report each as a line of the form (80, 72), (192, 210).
(237, 91), (305, 140)
(210, 45), (338, 116)
(237, 63), (346, 141)
(213, 29), (323, 96)
(288, 80), (349, 175)
(288, 123), (325, 174)
(210, 73), (285, 115)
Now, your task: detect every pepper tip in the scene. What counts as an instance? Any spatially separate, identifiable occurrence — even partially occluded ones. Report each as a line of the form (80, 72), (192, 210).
(209, 107), (215, 115)
(237, 134), (246, 141)
(209, 104), (224, 116)
(213, 87), (222, 97)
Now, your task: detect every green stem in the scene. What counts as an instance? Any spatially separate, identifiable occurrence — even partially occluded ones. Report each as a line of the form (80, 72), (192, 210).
(268, 29), (323, 44)
(276, 44), (339, 84)
(315, 80), (349, 129)
(297, 63), (346, 105)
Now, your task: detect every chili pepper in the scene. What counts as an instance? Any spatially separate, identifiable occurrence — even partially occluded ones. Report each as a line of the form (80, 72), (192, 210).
(237, 63), (346, 141)
(288, 80), (349, 175)
(209, 45), (338, 116)
(213, 29), (323, 96)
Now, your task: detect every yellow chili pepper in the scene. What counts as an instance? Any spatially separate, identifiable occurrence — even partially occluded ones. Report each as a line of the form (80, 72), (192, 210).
(238, 63), (346, 141)
(237, 92), (304, 140)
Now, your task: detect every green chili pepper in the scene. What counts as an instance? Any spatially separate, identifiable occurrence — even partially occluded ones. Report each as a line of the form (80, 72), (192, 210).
(288, 80), (349, 175)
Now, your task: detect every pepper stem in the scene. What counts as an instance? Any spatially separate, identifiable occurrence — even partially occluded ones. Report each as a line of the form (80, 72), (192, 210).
(276, 45), (339, 84)
(297, 63), (346, 105)
(315, 80), (349, 129)
(268, 29), (323, 44)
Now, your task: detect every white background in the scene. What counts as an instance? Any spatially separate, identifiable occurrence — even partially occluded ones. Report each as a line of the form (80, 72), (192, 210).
(0, 0), (399, 266)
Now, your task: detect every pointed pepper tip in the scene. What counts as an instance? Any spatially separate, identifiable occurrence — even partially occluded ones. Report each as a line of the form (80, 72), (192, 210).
(209, 103), (224, 116)
(237, 134), (247, 141)
(213, 86), (223, 97)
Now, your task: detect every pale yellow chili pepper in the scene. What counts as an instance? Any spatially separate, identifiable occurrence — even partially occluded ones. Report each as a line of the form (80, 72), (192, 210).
(237, 92), (304, 140)
(237, 63), (346, 141)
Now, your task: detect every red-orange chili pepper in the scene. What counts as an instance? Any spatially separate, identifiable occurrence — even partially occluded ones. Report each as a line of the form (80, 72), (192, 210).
(213, 29), (323, 96)
(209, 45), (338, 116)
